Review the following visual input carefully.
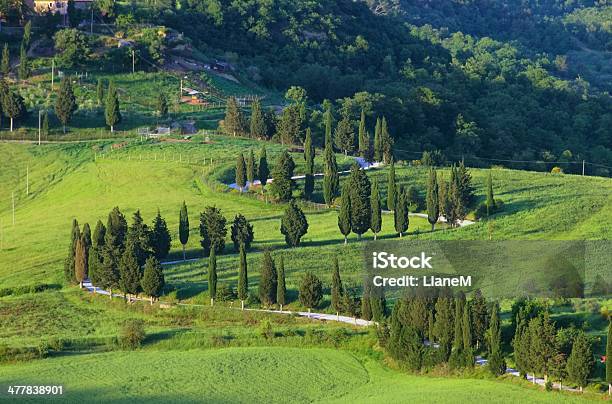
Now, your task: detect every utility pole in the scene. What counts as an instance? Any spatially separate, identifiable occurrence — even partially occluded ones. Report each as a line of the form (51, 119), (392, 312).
(582, 160), (585, 176)
(38, 110), (42, 145)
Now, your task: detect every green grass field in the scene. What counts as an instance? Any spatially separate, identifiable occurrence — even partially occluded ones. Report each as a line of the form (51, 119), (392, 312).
(0, 136), (610, 402)
(0, 347), (593, 403)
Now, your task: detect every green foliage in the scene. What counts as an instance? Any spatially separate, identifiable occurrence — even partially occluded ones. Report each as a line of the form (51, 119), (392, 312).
(270, 150), (295, 202)
(74, 238), (87, 285)
(235, 153), (246, 191)
(471, 289), (488, 351)
(370, 178), (382, 239)
(53, 29), (90, 68)
(119, 242), (142, 296)
(249, 98), (266, 138)
(246, 149), (256, 185)
(178, 201), (189, 257)
(223, 97), (245, 136)
(566, 332), (594, 390)
(488, 303), (506, 376)
(156, 92), (168, 118)
(64, 219), (80, 284)
(304, 128), (315, 199)
(323, 143), (339, 206)
(141, 256), (165, 299)
(199, 206), (227, 255)
(298, 272), (323, 309)
(337, 183), (351, 243)
(18, 44), (28, 81)
(330, 257), (343, 313)
(258, 250), (277, 306)
(334, 115), (354, 155)
(1, 44), (9, 76)
(237, 243), (248, 302)
(373, 117), (382, 162)
(119, 319), (145, 350)
(387, 161), (396, 211)
(104, 81), (121, 131)
(96, 78), (104, 106)
(208, 247), (217, 301)
(348, 164), (371, 238)
(150, 210), (171, 260)
(258, 146), (269, 192)
(280, 200), (308, 247)
(606, 319), (611, 387)
(276, 256), (286, 307)
(426, 168), (439, 230)
(393, 187), (409, 237)
(54, 77), (77, 133)
(230, 214), (254, 252)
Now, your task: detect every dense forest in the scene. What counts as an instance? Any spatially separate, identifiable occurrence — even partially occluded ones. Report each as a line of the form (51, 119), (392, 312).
(134, 0), (610, 173)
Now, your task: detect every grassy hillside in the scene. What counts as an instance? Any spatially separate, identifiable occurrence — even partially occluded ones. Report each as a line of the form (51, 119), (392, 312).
(0, 137), (610, 291)
(0, 347), (592, 403)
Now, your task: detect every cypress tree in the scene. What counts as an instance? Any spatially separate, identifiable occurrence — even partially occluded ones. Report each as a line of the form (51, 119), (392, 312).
(64, 219), (80, 284)
(463, 303), (474, 367)
(434, 297), (454, 361)
(99, 240), (120, 298)
(394, 187), (409, 237)
(456, 160), (475, 210)
(326, 257), (342, 316)
(246, 149), (256, 186)
(324, 100), (333, 148)
(141, 256), (164, 304)
(223, 96), (245, 136)
(23, 21), (32, 50)
(42, 110), (49, 137)
(199, 206), (227, 255)
(567, 332), (594, 392)
(299, 272), (323, 311)
(258, 146), (269, 193)
(156, 92), (168, 118)
(259, 249), (277, 306)
(3, 88), (25, 132)
(277, 255), (286, 310)
(358, 109), (368, 158)
(88, 220), (106, 288)
(606, 319), (611, 395)
(1, 44), (9, 76)
(96, 78), (104, 106)
(529, 312), (557, 383)
(237, 243), (248, 309)
(250, 98), (265, 138)
(338, 183), (351, 244)
(428, 310), (435, 343)
(280, 200), (308, 247)
(55, 76), (77, 133)
(387, 161), (396, 211)
(304, 128), (315, 200)
(438, 173), (450, 224)
(426, 168), (439, 231)
(453, 298), (464, 351)
(208, 247), (217, 305)
(235, 153), (247, 192)
(471, 289), (488, 350)
(370, 287), (387, 322)
(230, 214), (254, 252)
(488, 302), (506, 376)
(381, 117), (394, 164)
(150, 209), (171, 260)
(348, 164), (371, 239)
(179, 201), (189, 260)
(323, 143), (339, 206)
(270, 150), (295, 202)
(81, 222), (92, 254)
(18, 44), (29, 81)
(105, 81), (121, 132)
(373, 117), (383, 162)
(486, 171), (495, 216)
(106, 207), (128, 251)
(334, 115), (354, 156)
(370, 178), (382, 240)
(127, 210), (152, 267)
(447, 166), (462, 227)
(74, 238), (87, 288)
(361, 283), (373, 320)
(119, 242), (142, 299)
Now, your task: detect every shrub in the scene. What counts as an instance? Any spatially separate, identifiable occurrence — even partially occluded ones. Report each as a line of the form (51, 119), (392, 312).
(119, 319), (146, 350)
(551, 166), (563, 174)
(259, 319), (274, 339)
(216, 284), (236, 302)
(545, 381), (553, 391)
(474, 199), (504, 219)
